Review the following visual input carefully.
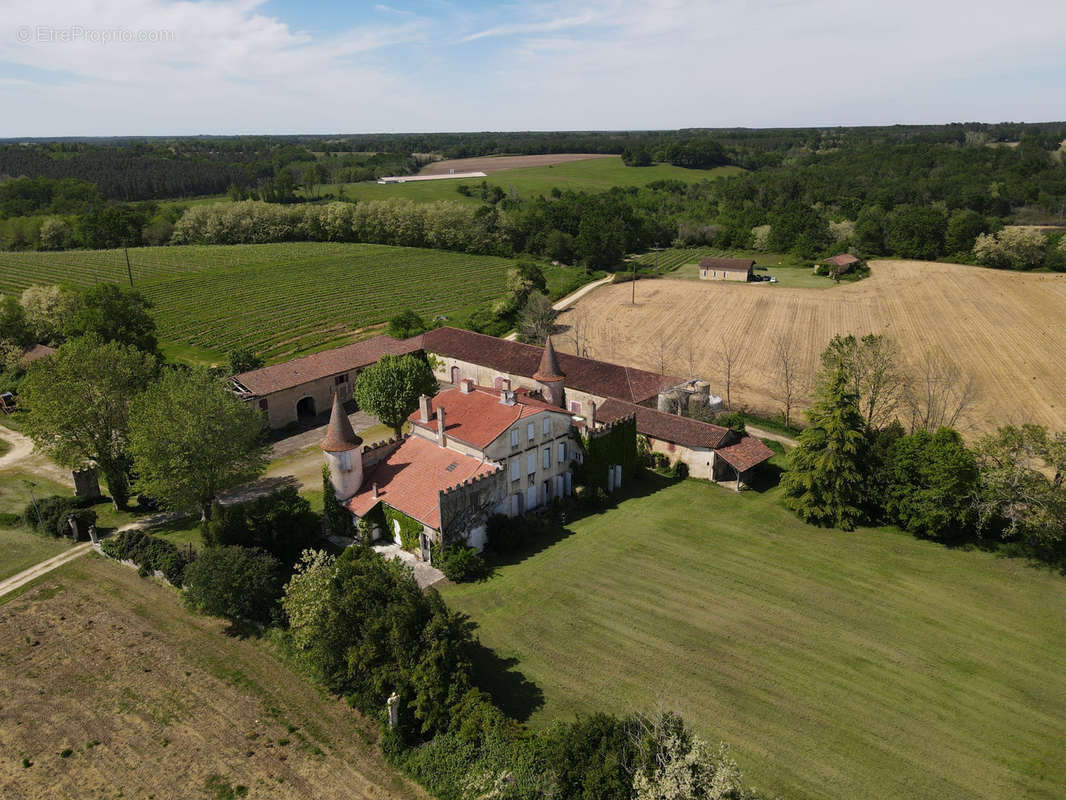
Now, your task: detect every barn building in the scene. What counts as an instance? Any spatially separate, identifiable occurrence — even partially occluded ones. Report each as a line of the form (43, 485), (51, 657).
(230, 334), (421, 428)
(698, 257), (755, 282)
(820, 253), (860, 274)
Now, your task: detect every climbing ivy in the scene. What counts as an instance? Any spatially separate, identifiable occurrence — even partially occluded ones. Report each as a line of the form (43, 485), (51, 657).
(383, 505), (424, 553)
(322, 465), (353, 538)
(580, 416), (638, 494)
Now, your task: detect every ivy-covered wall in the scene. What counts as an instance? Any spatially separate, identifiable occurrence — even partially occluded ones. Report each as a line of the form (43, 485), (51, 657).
(383, 504), (425, 553)
(580, 416), (638, 493)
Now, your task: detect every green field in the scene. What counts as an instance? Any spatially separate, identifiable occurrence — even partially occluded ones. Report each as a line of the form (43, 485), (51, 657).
(440, 474), (1066, 800)
(317, 158), (742, 205)
(0, 243), (525, 362)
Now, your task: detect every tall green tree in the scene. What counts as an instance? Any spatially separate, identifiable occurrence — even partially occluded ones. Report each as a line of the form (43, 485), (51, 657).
(127, 367), (269, 519)
(183, 545), (283, 625)
(880, 428), (978, 540)
(65, 283), (158, 355)
(781, 367), (869, 530)
(353, 353), (437, 435)
(20, 335), (157, 508)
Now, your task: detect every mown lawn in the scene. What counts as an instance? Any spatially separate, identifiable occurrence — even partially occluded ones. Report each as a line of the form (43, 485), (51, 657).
(0, 527), (76, 582)
(326, 158), (742, 205)
(440, 474), (1066, 800)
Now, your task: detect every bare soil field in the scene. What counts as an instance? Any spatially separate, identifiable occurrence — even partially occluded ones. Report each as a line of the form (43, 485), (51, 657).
(419, 153), (614, 174)
(0, 556), (424, 800)
(558, 260), (1066, 437)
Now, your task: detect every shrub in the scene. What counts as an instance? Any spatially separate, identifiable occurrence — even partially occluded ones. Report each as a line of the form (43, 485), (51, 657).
(22, 494), (94, 535)
(100, 529), (192, 586)
(715, 411), (747, 433)
(201, 487), (318, 568)
(0, 511), (20, 527)
(434, 544), (487, 583)
(671, 460), (689, 479)
(183, 546), (283, 625)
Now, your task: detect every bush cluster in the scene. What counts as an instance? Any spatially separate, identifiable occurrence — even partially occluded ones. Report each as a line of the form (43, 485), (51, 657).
(201, 487), (318, 569)
(100, 529), (192, 586)
(432, 544), (487, 583)
(183, 545), (283, 625)
(22, 494), (95, 537)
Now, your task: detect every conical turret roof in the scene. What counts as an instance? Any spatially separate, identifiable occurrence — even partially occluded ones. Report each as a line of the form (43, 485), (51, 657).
(533, 337), (565, 382)
(320, 393), (363, 452)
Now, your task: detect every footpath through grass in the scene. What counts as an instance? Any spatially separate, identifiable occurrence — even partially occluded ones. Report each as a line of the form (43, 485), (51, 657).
(440, 474), (1066, 800)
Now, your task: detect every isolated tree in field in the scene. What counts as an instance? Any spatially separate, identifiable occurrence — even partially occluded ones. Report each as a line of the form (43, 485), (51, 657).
(819, 333), (903, 429)
(183, 545), (283, 626)
(354, 353), (437, 435)
(770, 333), (805, 429)
(228, 346), (264, 374)
(781, 366), (869, 530)
(20, 336), (156, 508)
(128, 367), (269, 519)
(718, 339), (746, 410)
(902, 350), (977, 433)
(65, 283), (158, 355)
(517, 292), (558, 345)
(973, 424), (1066, 547)
(387, 309), (427, 339)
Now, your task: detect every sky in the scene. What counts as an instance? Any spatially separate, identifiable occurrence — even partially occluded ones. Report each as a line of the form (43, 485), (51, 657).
(0, 0), (1064, 136)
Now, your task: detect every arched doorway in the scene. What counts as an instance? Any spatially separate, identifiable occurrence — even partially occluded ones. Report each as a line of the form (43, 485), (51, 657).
(295, 396), (316, 421)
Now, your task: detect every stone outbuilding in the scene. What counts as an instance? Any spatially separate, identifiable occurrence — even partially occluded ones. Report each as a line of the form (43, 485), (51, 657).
(698, 257), (755, 282)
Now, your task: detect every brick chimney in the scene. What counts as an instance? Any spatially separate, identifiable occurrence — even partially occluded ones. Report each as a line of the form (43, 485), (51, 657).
(588, 400), (596, 427)
(499, 389), (516, 406)
(372, 482), (379, 499)
(437, 407), (446, 447)
(419, 394), (432, 423)
(460, 378), (474, 394)
(499, 378), (511, 391)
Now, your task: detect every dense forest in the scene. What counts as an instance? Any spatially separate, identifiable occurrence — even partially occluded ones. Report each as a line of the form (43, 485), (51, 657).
(2, 124), (1065, 269)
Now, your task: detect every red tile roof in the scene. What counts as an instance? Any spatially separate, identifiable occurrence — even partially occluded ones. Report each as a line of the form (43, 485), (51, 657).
(823, 253), (860, 267)
(697, 257), (755, 272)
(418, 327), (679, 404)
(345, 435), (500, 529)
(715, 436), (776, 473)
(234, 335), (422, 396)
(20, 344), (56, 364)
(409, 385), (570, 449)
(596, 398), (732, 449)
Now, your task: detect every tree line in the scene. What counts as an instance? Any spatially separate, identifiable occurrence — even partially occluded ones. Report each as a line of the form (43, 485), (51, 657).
(780, 334), (1066, 566)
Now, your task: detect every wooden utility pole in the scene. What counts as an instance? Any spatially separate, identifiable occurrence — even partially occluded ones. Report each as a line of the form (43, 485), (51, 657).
(124, 247), (134, 287)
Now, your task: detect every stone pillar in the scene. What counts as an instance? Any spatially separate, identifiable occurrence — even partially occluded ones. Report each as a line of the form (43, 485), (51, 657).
(387, 692), (400, 729)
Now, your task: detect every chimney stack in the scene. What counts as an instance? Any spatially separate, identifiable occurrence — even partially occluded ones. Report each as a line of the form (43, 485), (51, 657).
(419, 394), (432, 423)
(500, 389), (516, 406)
(372, 482), (379, 499)
(437, 407), (447, 447)
(460, 378), (474, 394)
(500, 378), (511, 391)
(588, 400), (596, 427)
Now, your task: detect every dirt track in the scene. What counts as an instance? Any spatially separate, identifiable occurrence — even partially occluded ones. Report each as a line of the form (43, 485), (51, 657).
(419, 153), (613, 175)
(558, 260), (1066, 437)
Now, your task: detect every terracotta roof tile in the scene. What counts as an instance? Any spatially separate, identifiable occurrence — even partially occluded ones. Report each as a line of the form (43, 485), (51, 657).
(596, 398), (732, 449)
(408, 385), (571, 450)
(345, 435), (499, 529)
(20, 344), (56, 364)
(320, 393), (362, 452)
(419, 327), (679, 404)
(715, 436), (776, 473)
(234, 335), (422, 396)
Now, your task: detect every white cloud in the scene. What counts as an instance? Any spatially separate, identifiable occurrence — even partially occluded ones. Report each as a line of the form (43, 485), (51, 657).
(0, 0), (1063, 134)
(460, 10), (598, 43)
